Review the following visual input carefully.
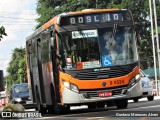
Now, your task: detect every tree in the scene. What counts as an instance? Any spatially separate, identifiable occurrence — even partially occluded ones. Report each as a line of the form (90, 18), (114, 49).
(18, 57), (27, 84)
(5, 47), (27, 91)
(0, 26), (7, 41)
(35, 0), (151, 39)
(36, 0), (63, 28)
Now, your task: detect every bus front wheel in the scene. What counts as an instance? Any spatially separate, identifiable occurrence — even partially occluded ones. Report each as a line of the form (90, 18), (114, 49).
(55, 105), (70, 114)
(115, 99), (128, 109)
(97, 102), (105, 108)
(133, 97), (139, 103)
(88, 103), (97, 109)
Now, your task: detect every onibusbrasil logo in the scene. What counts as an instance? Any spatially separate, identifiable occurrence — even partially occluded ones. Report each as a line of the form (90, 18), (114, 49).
(1, 103), (42, 118)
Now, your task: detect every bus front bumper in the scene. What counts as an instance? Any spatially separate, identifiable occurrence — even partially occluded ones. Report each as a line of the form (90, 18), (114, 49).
(62, 80), (142, 105)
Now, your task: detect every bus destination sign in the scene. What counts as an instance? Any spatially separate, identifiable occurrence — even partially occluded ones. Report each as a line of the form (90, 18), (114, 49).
(60, 12), (131, 25)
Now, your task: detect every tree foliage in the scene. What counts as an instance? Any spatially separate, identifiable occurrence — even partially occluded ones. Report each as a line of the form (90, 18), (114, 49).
(0, 26), (7, 41)
(5, 47), (27, 91)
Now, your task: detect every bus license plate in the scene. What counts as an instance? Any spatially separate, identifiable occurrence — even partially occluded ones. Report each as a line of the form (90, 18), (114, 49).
(98, 91), (112, 97)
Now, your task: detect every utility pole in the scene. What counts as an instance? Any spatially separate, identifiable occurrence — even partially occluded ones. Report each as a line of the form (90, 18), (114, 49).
(96, 0), (98, 8)
(149, 0), (158, 95)
(153, 0), (160, 96)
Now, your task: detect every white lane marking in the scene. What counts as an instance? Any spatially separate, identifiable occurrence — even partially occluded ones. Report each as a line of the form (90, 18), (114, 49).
(128, 96), (160, 103)
(115, 105), (160, 111)
(128, 105), (160, 110)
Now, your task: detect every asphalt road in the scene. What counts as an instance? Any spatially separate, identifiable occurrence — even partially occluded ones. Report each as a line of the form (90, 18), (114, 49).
(37, 96), (160, 120)
(1, 96), (160, 120)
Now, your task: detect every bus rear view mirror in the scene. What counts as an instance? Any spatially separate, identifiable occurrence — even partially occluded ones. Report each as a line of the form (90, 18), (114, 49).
(50, 37), (56, 49)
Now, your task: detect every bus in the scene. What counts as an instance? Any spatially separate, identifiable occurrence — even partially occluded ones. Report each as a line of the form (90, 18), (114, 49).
(26, 8), (142, 113)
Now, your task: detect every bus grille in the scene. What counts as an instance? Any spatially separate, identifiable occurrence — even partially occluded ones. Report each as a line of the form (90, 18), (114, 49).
(75, 67), (132, 80)
(79, 87), (128, 98)
(65, 62), (138, 80)
(75, 69), (129, 80)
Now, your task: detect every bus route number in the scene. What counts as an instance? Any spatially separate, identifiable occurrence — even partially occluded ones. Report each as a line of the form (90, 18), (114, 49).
(70, 13), (123, 24)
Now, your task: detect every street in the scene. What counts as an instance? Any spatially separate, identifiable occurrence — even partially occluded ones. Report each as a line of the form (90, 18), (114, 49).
(0, 96), (160, 119)
(36, 96), (160, 120)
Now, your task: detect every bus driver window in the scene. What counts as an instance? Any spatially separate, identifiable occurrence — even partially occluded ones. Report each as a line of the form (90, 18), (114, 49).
(102, 31), (119, 62)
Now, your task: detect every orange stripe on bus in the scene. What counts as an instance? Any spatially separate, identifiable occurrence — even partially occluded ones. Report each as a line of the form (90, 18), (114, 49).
(42, 16), (58, 30)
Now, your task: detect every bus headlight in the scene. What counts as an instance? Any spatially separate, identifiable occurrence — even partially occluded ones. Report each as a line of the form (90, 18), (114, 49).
(129, 78), (136, 87)
(71, 84), (79, 93)
(62, 81), (70, 89)
(62, 80), (79, 93)
(135, 74), (141, 80)
(129, 74), (141, 87)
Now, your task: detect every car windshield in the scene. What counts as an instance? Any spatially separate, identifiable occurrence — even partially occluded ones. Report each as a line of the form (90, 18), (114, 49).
(140, 70), (146, 77)
(14, 85), (29, 93)
(141, 70), (152, 87)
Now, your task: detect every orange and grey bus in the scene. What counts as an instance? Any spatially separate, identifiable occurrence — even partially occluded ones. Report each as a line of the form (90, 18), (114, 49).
(26, 8), (142, 114)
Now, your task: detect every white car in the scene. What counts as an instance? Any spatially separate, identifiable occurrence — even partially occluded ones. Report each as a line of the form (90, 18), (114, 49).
(133, 70), (154, 102)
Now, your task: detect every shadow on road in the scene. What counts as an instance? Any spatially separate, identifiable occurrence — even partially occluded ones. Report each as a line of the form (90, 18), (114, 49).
(41, 106), (118, 117)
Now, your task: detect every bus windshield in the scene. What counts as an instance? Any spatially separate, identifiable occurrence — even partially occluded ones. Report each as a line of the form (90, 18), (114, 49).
(59, 26), (138, 70)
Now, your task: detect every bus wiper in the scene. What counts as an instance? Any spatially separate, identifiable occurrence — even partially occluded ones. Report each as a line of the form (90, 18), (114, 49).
(113, 24), (118, 37)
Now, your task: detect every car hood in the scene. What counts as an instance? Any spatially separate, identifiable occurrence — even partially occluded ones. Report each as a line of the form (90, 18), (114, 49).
(14, 92), (29, 98)
(141, 76), (150, 82)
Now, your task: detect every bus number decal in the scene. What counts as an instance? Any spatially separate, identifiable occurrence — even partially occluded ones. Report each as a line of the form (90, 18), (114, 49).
(110, 80), (124, 85)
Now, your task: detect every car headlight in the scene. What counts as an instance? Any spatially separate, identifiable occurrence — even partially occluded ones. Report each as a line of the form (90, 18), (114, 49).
(147, 81), (152, 87)
(28, 96), (31, 100)
(14, 98), (22, 102)
(143, 81), (152, 87)
(62, 80), (79, 93)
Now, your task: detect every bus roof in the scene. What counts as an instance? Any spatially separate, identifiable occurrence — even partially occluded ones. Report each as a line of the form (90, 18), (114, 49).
(68, 8), (121, 15)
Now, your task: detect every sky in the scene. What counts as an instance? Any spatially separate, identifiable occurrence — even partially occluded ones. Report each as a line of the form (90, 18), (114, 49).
(0, 0), (38, 76)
